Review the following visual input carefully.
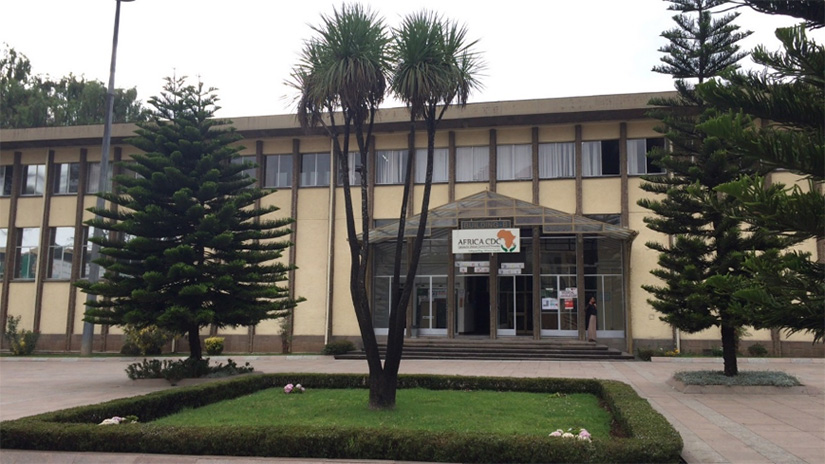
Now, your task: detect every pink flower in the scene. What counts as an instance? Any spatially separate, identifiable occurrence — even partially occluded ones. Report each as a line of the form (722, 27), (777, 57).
(284, 383), (294, 394)
(549, 429), (563, 437)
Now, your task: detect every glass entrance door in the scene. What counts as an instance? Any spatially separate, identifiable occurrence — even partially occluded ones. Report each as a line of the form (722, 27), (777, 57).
(497, 275), (533, 336)
(539, 275), (578, 336)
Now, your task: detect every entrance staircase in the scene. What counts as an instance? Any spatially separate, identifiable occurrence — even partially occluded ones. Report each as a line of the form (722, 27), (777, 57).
(335, 337), (634, 361)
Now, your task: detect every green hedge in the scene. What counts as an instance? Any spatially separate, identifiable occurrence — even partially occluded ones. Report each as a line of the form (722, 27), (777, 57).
(0, 373), (682, 463)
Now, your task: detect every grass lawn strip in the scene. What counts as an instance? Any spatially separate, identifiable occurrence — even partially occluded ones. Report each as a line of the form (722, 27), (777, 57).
(152, 388), (612, 437)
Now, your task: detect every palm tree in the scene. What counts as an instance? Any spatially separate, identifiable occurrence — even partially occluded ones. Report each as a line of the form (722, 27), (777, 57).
(290, 4), (482, 409)
(380, 10), (483, 402)
(290, 3), (393, 409)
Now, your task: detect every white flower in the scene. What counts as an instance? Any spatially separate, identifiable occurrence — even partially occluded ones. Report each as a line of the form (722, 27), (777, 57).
(549, 429), (563, 437)
(562, 432), (575, 439)
(99, 418), (119, 425)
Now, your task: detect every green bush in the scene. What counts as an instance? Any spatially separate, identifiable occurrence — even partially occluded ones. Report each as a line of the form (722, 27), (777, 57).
(322, 339), (356, 355)
(674, 370), (800, 387)
(122, 325), (171, 356)
(125, 358), (253, 385)
(636, 347), (655, 361)
(710, 346), (724, 357)
(0, 374), (683, 463)
(204, 337), (225, 356)
(747, 343), (768, 357)
(3, 315), (40, 355)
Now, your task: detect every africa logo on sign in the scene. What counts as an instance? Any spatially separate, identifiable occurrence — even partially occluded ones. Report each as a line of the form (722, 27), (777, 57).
(497, 229), (517, 252)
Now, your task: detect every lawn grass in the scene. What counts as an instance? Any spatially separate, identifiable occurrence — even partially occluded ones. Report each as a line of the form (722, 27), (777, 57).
(151, 387), (612, 438)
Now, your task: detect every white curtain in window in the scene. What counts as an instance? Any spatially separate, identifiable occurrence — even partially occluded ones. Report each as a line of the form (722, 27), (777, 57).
(375, 150), (408, 185)
(626, 139), (647, 175)
(337, 152), (363, 185)
(456, 147), (489, 182)
(301, 153), (330, 187)
(497, 144), (532, 180)
(86, 163), (112, 194)
(415, 148), (449, 183)
(538, 142), (575, 178)
(265, 155), (292, 188)
(582, 141), (602, 177)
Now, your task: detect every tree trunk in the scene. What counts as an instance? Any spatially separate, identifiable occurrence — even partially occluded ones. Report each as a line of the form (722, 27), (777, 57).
(369, 369), (398, 410)
(721, 324), (738, 376)
(188, 325), (202, 360)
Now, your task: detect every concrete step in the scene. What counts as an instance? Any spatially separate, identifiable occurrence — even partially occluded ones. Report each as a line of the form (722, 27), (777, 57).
(336, 339), (634, 361)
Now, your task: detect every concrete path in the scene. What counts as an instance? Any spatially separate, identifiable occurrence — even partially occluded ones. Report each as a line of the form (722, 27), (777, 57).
(0, 356), (822, 463)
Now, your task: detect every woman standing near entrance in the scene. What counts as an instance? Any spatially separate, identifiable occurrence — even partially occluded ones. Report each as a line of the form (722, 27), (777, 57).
(585, 296), (597, 342)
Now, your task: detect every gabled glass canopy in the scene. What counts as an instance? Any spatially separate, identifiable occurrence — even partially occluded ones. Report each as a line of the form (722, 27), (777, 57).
(369, 190), (637, 242)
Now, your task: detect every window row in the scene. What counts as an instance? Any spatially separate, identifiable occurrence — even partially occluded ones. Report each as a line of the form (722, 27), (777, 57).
(229, 139), (664, 189)
(0, 227), (104, 280)
(0, 139), (664, 197)
(0, 163), (113, 197)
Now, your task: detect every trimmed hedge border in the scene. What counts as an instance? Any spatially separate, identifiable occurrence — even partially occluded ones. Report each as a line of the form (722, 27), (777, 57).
(0, 373), (683, 463)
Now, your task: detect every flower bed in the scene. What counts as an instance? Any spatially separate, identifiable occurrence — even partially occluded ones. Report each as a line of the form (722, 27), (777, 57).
(0, 373), (682, 463)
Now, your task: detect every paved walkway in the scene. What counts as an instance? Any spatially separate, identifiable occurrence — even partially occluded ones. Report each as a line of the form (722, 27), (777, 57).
(0, 356), (823, 463)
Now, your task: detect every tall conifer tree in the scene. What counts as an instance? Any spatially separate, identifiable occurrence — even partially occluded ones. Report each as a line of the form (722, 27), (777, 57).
(78, 76), (301, 360)
(696, 5), (824, 342)
(639, 0), (784, 376)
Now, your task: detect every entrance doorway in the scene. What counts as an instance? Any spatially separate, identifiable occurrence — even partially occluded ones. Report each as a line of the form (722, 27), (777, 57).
(456, 275), (490, 335)
(498, 275), (533, 336)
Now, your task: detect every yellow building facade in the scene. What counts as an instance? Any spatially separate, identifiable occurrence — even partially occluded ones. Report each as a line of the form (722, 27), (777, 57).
(1, 92), (821, 356)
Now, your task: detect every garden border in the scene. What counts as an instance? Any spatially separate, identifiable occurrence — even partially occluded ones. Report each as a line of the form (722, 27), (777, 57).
(0, 373), (683, 463)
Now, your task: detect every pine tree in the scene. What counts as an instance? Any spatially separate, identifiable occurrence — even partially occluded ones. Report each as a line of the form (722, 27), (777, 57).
(696, 8), (824, 342)
(78, 76), (301, 360)
(639, 0), (785, 376)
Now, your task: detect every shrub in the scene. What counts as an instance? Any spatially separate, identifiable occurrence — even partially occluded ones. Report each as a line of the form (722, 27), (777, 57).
(635, 347), (655, 361)
(710, 346), (723, 357)
(322, 339), (355, 356)
(122, 325), (171, 356)
(125, 358), (254, 385)
(3, 315), (40, 356)
(0, 374), (683, 463)
(674, 370), (801, 387)
(747, 343), (768, 357)
(204, 337), (225, 356)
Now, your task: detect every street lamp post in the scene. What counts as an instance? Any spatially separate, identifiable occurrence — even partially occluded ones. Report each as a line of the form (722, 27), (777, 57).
(81, 0), (135, 356)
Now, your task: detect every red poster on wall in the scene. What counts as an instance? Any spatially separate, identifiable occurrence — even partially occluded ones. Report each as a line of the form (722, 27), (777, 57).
(564, 299), (574, 309)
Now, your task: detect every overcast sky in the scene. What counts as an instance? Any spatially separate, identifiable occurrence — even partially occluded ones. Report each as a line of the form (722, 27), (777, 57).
(1, 0), (819, 118)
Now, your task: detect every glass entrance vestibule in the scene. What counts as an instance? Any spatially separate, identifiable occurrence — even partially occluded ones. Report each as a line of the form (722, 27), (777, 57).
(369, 191), (635, 342)
(372, 231), (628, 340)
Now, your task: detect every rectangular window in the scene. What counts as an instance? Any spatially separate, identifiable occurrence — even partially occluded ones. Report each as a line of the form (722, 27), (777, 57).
(82, 226), (109, 278)
(538, 142), (575, 178)
(21, 164), (46, 195)
(86, 162), (112, 194)
(0, 228), (7, 278)
(337, 152), (363, 186)
(231, 156), (257, 186)
(15, 227), (40, 279)
(300, 152), (330, 187)
(414, 148), (449, 184)
(375, 150), (408, 185)
(53, 163), (81, 194)
(627, 138), (666, 175)
(47, 227), (75, 279)
(455, 146), (489, 182)
(496, 144), (532, 181)
(264, 154), (293, 188)
(0, 165), (13, 196)
(582, 140), (620, 177)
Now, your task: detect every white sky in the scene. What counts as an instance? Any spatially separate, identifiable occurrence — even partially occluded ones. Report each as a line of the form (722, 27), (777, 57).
(1, 0), (819, 118)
